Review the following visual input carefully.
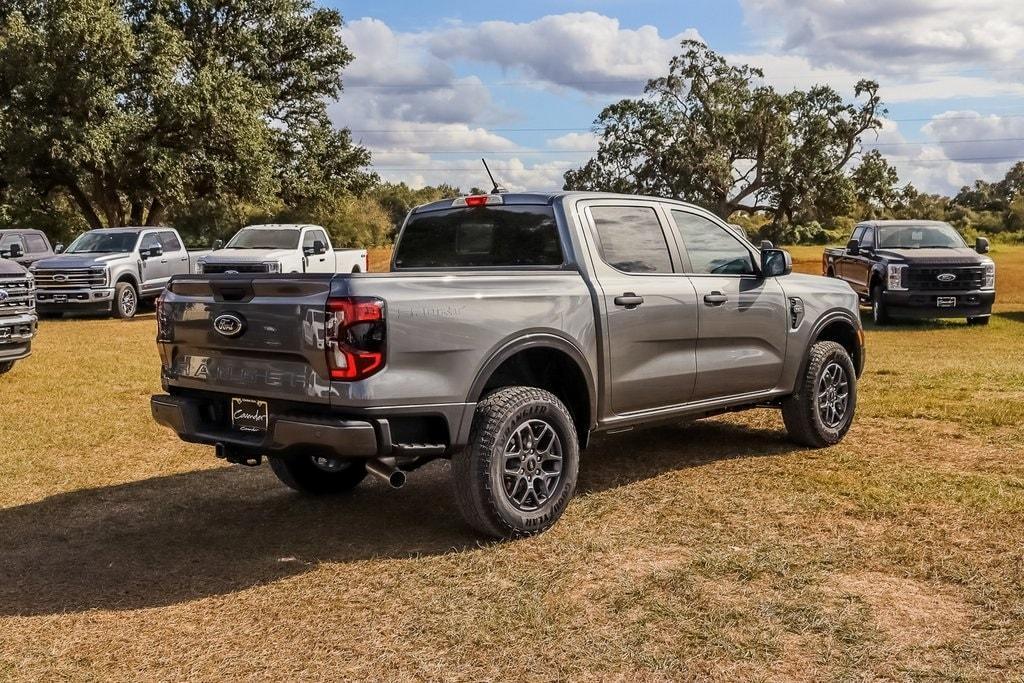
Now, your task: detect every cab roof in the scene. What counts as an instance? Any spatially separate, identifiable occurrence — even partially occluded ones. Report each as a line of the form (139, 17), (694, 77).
(410, 191), (711, 214)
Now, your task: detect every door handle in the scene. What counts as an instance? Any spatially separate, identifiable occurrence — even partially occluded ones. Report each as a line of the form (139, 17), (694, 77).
(703, 292), (728, 306)
(614, 293), (644, 309)
(160, 259), (168, 263)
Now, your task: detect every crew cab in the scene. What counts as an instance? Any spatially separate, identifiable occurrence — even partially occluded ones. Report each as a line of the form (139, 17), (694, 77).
(823, 220), (996, 325)
(0, 228), (57, 268)
(195, 224), (367, 275)
(0, 258), (37, 376)
(152, 192), (866, 538)
(30, 227), (209, 319)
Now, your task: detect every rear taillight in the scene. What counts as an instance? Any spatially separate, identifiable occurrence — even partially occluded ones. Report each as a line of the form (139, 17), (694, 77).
(325, 296), (386, 381)
(156, 295), (171, 342)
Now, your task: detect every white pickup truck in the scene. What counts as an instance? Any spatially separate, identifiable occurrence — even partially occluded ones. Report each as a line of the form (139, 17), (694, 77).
(195, 224), (367, 275)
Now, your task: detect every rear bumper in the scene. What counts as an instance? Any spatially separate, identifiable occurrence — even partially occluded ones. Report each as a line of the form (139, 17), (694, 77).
(882, 289), (994, 319)
(152, 393), (384, 457)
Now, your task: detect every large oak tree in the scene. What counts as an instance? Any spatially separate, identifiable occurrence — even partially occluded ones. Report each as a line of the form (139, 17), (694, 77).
(0, 0), (372, 230)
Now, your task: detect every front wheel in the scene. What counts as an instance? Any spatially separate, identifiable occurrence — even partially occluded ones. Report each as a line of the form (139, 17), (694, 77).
(0, 361), (14, 376)
(268, 455), (368, 494)
(113, 282), (138, 319)
(870, 284), (888, 326)
(451, 386), (579, 539)
(967, 316), (990, 326)
(782, 341), (857, 448)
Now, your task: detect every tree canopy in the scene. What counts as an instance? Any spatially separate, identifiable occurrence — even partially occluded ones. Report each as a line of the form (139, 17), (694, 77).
(0, 0), (373, 231)
(564, 41), (884, 233)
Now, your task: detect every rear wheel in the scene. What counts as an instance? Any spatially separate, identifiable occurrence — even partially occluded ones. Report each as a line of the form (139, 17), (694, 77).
(268, 455), (368, 494)
(967, 316), (990, 326)
(451, 386), (579, 539)
(870, 283), (888, 326)
(782, 341), (857, 448)
(0, 361), (14, 376)
(113, 281), (138, 319)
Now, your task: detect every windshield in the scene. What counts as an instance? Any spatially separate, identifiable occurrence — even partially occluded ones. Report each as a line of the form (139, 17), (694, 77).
(226, 228), (300, 250)
(394, 205), (563, 269)
(877, 224), (966, 249)
(65, 231), (140, 254)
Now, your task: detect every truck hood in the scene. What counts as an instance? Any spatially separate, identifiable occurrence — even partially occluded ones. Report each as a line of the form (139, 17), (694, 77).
(32, 253), (130, 269)
(873, 247), (986, 265)
(201, 248), (295, 263)
(0, 258), (29, 276)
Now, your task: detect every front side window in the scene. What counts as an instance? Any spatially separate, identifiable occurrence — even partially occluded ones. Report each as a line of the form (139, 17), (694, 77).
(860, 227), (876, 249)
(303, 230), (328, 249)
(589, 205), (673, 274)
(140, 233), (161, 252)
(672, 210), (755, 275)
(158, 232), (182, 252)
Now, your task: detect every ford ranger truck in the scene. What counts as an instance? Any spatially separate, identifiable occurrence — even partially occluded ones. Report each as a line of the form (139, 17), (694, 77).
(30, 227), (210, 319)
(823, 220), (996, 325)
(0, 258), (38, 376)
(152, 192), (866, 538)
(195, 224), (368, 275)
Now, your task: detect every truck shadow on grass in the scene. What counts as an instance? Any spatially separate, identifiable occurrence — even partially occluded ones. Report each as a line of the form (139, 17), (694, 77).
(0, 420), (792, 616)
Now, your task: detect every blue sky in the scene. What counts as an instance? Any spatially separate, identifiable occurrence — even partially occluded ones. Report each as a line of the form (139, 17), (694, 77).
(325, 0), (1024, 195)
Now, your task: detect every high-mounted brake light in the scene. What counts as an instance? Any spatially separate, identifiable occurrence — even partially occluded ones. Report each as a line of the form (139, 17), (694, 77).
(452, 194), (503, 208)
(325, 296), (386, 381)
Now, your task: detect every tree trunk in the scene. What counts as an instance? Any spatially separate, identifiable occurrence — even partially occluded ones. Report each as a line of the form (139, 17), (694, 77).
(65, 181), (104, 229)
(130, 199), (145, 225)
(145, 198), (165, 226)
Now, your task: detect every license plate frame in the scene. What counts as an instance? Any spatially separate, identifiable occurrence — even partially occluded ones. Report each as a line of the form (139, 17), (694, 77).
(231, 397), (269, 434)
(936, 296), (957, 308)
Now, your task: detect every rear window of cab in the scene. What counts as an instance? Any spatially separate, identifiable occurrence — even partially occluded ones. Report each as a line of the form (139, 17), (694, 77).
(393, 206), (564, 269)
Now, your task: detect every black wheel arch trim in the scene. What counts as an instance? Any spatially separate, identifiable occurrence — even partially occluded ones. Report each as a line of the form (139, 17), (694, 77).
(804, 309), (864, 378)
(466, 331), (598, 429)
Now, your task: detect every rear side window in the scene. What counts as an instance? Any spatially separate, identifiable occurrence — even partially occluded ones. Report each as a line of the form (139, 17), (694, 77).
(394, 206), (563, 269)
(589, 205), (673, 274)
(26, 234), (48, 253)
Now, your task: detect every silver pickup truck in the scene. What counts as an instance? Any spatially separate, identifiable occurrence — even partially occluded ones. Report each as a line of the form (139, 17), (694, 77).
(152, 192), (865, 538)
(0, 258), (37, 376)
(31, 227), (209, 318)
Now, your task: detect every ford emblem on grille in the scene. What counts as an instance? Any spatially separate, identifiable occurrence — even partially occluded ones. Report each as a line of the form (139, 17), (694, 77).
(213, 313), (246, 338)
(936, 273), (956, 282)
(0, 290), (8, 302)
(53, 273), (68, 282)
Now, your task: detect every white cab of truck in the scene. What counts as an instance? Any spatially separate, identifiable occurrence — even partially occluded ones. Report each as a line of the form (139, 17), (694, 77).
(195, 224), (368, 275)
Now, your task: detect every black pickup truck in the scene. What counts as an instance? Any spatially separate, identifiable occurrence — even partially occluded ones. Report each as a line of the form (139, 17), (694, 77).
(823, 220), (996, 325)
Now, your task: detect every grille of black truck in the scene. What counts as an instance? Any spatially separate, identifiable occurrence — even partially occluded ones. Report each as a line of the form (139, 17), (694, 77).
(202, 263), (269, 274)
(907, 266), (984, 291)
(0, 274), (35, 315)
(33, 268), (106, 289)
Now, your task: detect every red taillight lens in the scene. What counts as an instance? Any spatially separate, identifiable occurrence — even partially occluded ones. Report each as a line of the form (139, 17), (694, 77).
(325, 296), (385, 381)
(463, 195), (489, 207)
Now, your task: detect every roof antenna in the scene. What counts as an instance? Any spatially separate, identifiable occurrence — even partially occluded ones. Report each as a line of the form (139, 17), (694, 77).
(481, 158), (507, 194)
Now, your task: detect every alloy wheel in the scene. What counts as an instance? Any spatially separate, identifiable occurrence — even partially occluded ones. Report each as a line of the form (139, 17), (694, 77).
(817, 361), (850, 429)
(501, 419), (564, 512)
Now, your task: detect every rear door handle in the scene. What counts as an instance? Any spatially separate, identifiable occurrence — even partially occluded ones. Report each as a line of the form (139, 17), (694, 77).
(703, 292), (728, 306)
(614, 293), (644, 309)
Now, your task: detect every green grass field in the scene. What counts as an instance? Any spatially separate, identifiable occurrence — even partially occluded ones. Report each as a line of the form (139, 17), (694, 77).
(1, 247), (1022, 680)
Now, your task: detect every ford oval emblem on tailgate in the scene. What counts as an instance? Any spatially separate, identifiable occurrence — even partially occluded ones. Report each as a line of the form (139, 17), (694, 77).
(937, 273), (956, 282)
(213, 313), (246, 338)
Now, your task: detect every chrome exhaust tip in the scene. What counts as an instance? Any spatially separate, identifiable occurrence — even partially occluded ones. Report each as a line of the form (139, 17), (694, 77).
(366, 459), (406, 489)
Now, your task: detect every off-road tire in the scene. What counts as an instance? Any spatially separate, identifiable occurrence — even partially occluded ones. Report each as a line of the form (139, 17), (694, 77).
(967, 316), (990, 326)
(268, 455), (368, 494)
(113, 281), (138, 319)
(0, 360), (14, 376)
(870, 283), (888, 326)
(451, 386), (579, 539)
(782, 341), (857, 448)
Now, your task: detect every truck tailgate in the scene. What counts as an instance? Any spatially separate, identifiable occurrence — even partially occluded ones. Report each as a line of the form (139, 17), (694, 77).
(158, 275), (335, 404)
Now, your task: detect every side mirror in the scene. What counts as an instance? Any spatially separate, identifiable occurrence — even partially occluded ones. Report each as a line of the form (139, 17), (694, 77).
(761, 248), (792, 278)
(313, 240), (327, 255)
(975, 237), (990, 254)
(760, 240), (774, 250)
(55, 243), (65, 254)
(142, 245), (162, 259)
(213, 239), (224, 250)
(8, 244), (23, 259)
(846, 238), (860, 256)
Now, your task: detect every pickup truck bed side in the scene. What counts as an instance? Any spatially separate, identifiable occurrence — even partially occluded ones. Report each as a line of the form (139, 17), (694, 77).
(153, 191), (865, 538)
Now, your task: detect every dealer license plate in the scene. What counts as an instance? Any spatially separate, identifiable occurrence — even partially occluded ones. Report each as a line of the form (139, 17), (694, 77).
(936, 296), (956, 308)
(231, 397), (268, 433)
